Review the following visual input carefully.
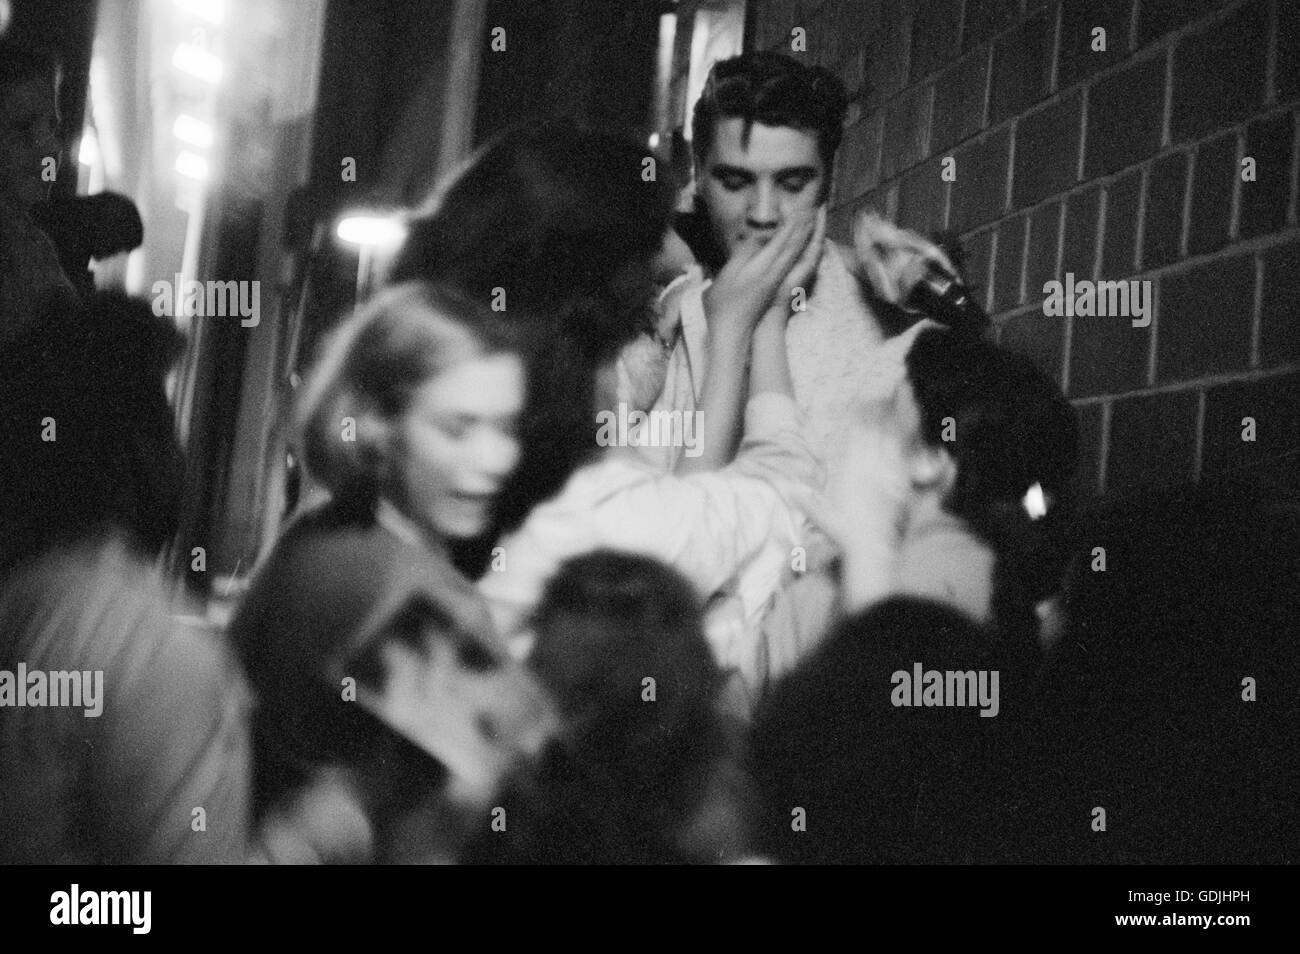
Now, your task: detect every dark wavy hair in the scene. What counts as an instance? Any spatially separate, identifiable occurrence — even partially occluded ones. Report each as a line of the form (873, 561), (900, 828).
(906, 329), (1079, 642)
(390, 119), (674, 568)
(691, 51), (848, 179)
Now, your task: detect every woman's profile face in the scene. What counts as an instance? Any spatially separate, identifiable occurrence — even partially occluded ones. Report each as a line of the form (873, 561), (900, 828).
(394, 352), (524, 540)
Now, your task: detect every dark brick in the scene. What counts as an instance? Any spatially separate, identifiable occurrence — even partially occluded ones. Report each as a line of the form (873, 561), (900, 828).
(835, 114), (883, 205)
(931, 50), (990, 153)
(962, 0), (1019, 52)
(1072, 401), (1105, 497)
(1012, 91), (1083, 209)
(1105, 389), (1199, 493)
(882, 83), (933, 179)
(910, 0), (964, 82)
(1238, 110), (1295, 240)
(1141, 150), (1188, 269)
(1068, 284), (1154, 397)
(997, 310), (1065, 387)
(1060, 185), (1101, 281)
(1025, 201), (1063, 295)
(1083, 54), (1166, 179)
(959, 226), (995, 312)
(863, 0), (913, 111)
(1279, 0), (1300, 102)
(1101, 169), (1142, 277)
(1137, 0), (1229, 48)
(993, 213), (1027, 312)
(988, 9), (1053, 125)
(1202, 372), (1300, 485)
(896, 155), (948, 236)
(1186, 132), (1237, 257)
(1170, 0), (1269, 142)
(949, 126), (1011, 230)
(1157, 256), (1255, 383)
(1261, 240), (1300, 367)
(1058, 0), (1134, 88)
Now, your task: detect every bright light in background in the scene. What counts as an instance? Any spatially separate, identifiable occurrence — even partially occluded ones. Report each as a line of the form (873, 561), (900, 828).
(173, 114), (214, 148)
(175, 151), (210, 180)
(1022, 482), (1048, 520)
(172, 43), (223, 83)
(174, 0), (225, 25)
(336, 214), (408, 249)
(648, 132), (660, 149)
(78, 127), (101, 166)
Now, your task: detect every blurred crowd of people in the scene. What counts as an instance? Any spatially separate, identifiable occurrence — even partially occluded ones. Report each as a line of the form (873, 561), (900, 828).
(2, 44), (1297, 864)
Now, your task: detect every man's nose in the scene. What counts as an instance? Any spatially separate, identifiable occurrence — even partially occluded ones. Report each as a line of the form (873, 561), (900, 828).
(746, 181), (778, 229)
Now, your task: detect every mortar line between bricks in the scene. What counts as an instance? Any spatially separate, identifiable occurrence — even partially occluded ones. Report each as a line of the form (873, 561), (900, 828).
(1097, 400), (1112, 496)
(1048, 0), (1061, 95)
(1160, 45), (1173, 150)
(1133, 165), (1149, 273)
(1192, 389), (1207, 481)
(1147, 277), (1160, 385)
(1093, 179), (1108, 283)
(1180, 148), (1196, 261)
(1067, 362), (1300, 406)
(1005, 119), (1016, 218)
(1076, 81), (1088, 185)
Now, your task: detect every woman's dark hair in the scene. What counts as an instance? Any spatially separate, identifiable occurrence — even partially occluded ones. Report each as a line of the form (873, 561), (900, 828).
(905, 329), (1079, 629)
(462, 551), (729, 863)
(390, 119), (674, 567)
(0, 293), (186, 577)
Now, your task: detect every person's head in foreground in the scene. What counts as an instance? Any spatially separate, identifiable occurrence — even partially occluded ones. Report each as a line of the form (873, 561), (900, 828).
(299, 281), (526, 542)
(390, 119), (676, 553)
(462, 550), (745, 864)
(0, 291), (185, 576)
(832, 326), (1078, 646)
(749, 597), (1025, 864)
(689, 51), (847, 269)
(237, 281), (554, 862)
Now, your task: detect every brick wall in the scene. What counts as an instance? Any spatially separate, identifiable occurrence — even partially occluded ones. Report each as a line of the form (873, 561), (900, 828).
(749, 0), (1300, 498)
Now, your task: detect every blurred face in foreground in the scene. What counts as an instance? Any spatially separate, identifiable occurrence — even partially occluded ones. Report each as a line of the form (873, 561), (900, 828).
(392, 353), (524, 540)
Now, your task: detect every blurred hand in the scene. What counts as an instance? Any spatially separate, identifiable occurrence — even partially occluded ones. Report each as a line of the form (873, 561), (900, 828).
(852, 211), (957, 306)
(259, 767), (373, 864)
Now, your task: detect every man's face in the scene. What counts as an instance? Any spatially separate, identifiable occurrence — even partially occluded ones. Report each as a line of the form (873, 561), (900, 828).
(0, 74), (60, 212)
(698, 117), (825, 260)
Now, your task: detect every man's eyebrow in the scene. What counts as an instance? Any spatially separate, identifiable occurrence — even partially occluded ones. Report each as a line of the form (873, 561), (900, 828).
(709, 164), (756, 179)
(775, 166), (821, 180)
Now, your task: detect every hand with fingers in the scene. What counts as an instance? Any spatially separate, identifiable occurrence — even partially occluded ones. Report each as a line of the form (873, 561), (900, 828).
(704, 205), (827, 337)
